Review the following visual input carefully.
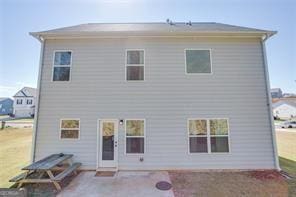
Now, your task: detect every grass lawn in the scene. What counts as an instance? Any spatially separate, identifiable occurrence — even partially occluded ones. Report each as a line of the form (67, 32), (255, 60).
(276, 130), (296, 161)
(0, 115), (10, 120)
(6, 118), (34, 122)
(0, 127), (32, 188)
(279, 157), (296, 196)
(276, 130), (296, 196)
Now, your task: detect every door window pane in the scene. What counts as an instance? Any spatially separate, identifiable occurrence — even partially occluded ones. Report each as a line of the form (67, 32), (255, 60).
(102, 135), (114, 160)
(102, 122), (115, 160)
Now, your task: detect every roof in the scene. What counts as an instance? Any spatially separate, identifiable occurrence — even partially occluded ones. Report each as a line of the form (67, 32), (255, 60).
(0, 97), (13, 102)
(273, 100), (296, 109)
(14, 87), (37, 97)
(30, 22), (276, 40)
(270, 88), (282, 92)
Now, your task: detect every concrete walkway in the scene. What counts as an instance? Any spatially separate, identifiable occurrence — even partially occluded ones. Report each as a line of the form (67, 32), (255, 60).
(58, 171), (174, 197)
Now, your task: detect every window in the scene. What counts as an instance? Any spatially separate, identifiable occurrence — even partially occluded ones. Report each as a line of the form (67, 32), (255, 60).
(16, 99), (22, 104)
(126, 50), (144, 81)
(188, 118), (229, 153)
(125, 119), (145, 154)
(60, 119), (80, 139)
(188, 119), (208, 153)
(27, 99), (32, 105)
(210, 119), (229, 152)
(53, 51), (72, 81)
(185, 49), (211, 74)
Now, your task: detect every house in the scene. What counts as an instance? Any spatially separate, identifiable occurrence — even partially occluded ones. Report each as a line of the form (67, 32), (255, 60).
(270, 88), (283, 98)
(273, 100), (296, 119)
(30, 22), (279, 171)
(0, 98), (13, 115)
(13, 87), (37, 117)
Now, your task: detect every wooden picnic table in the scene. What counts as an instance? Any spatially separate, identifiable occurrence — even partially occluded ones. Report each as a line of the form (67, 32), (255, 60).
(10, 153), (81, 191)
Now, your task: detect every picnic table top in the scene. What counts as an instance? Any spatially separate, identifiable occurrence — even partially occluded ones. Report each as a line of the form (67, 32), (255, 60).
(22, 153), (73, 170)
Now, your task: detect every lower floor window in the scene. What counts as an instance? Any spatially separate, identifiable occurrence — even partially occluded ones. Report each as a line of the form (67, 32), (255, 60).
(125, 119), (145, 154)
(60, 119), (80, 139)
(188, 118), (230, 153)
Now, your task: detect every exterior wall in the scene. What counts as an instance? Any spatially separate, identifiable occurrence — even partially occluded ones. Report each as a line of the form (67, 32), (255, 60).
(273, 104), (296, 119)
(0, 99), (13, 115)
(34, 37), (276, 170)
(13, 97), (35, 117)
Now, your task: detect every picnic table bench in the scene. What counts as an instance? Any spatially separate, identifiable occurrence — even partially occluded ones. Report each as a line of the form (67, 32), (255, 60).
(9, 153), (81, 191)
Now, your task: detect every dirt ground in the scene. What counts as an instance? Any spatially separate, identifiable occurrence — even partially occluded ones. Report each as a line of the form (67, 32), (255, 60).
(169, 171), (288, 197)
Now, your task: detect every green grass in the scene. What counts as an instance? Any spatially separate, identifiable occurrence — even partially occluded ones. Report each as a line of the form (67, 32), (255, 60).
(0, 127), (32, 188)
(279, 157), (296, 196)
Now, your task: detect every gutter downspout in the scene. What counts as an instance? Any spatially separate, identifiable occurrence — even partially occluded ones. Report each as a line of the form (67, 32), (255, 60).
(30, 35), (45, 162)
(261, 34), (280, 170)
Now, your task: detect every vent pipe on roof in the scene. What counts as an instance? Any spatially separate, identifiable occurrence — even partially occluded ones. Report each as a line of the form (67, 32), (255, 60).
(186, 21), (192, 26)
(166, 18), (174, 25)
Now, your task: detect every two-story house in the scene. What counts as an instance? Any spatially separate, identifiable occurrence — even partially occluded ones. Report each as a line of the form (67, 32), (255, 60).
(30, 22), (279, 171)
(13, 87), (36, 117)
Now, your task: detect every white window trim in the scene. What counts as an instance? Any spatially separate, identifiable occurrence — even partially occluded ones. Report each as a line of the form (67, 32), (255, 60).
(125, 119), (146, 155)
(52, 50), (73, 82)
(184, 49), (213, 75)
(125, 49), (145, 82)
(59, 118), (80, 140)
(187, 118), (231, 154)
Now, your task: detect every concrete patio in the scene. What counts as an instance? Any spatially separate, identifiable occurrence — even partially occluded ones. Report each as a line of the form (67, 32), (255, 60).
(58, 171), (174, 197)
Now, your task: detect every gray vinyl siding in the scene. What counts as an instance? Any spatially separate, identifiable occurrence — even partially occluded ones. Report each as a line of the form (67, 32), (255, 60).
(34, 37), (276, 170)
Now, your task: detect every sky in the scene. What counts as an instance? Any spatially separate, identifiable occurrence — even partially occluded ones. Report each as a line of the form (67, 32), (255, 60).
(0, 0), (295, 97)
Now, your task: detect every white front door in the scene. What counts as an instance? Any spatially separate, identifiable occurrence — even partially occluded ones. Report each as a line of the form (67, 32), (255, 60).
(99, 119), (118, 167)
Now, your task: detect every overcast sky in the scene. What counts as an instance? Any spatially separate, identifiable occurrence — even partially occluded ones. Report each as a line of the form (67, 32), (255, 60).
(0, 0), (295, 97)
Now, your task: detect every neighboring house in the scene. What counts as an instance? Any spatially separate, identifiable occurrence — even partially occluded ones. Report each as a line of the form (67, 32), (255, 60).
(30, 22), (279, 171)
(13, 87), (37, 117)
(273, 101), (296, 119)
(270, 88), (282, 98)
(0, 98), (13, 115)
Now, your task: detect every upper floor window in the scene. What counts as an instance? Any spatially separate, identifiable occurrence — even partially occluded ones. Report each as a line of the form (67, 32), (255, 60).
(53, 51), (72, 81)
(16, 99), (22, 104)
(185, 49), (212, 74)
(126, 50), (144, 81)
(27, 99), (33, 105)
